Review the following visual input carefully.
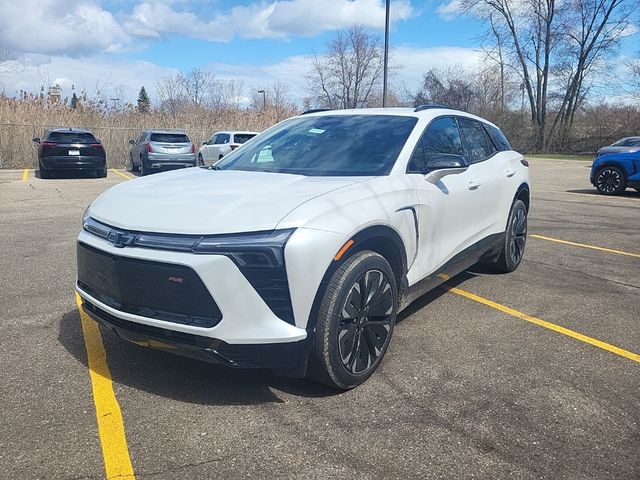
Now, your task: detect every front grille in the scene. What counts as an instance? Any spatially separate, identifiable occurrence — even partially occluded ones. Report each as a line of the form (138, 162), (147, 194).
(77, 242), (222, 328)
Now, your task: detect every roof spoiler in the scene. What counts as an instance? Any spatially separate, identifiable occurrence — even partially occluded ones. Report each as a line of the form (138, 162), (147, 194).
(301, 109), (332, 115)
(414, 104), (451, 112)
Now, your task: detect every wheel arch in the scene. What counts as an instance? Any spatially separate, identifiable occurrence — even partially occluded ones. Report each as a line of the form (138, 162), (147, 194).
(305, 224), (408, 335)
(514, 182), (530, 211)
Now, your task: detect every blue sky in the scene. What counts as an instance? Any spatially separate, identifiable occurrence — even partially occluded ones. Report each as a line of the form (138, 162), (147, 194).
(0, 0), (637, 104)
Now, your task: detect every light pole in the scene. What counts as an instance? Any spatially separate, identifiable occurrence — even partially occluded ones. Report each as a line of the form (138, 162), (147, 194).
(257, 89), (266, 110)
(382, 0), (390, 107)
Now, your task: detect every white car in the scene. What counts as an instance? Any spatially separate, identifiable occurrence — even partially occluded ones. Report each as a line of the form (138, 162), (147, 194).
(198, 130), (258, 165)
(76, 107), (530, 389)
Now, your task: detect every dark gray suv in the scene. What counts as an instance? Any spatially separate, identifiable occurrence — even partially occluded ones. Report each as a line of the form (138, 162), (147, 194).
(128, 129), (197, 175)
(33, 128), (106, 179)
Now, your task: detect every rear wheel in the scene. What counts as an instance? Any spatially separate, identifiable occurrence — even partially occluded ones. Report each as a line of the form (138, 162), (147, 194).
(307, 251), (397, 390)
(39, 163), (50, 179)
(97, 167), (107, 178)
(492, 199), (527, 273)
(595, 166), (626, 195)
(140, 156), (148, 176)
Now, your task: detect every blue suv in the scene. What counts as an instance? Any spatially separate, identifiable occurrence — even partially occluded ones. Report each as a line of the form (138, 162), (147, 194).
(590, 137), (640, 195)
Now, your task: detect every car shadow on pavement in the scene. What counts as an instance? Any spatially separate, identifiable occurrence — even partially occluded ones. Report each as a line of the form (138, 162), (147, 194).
(35, 170), (100, 180)
(57, 308), (339, 405)
(566, 188), (640, 198)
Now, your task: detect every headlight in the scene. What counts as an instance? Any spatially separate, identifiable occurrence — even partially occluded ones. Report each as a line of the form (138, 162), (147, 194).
(82, 205), (91, 226)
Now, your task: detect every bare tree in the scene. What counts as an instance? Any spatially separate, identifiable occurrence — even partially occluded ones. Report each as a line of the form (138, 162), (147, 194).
(179, 68), (215, 108)
(155, 74), (186, 117)
(415, 66), (476, 111)
(463, 0), (633, 151)
(306, 26), (385, 109)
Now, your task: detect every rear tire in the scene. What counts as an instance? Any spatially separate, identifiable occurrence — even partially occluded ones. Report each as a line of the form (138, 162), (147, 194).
(307, 251), (397, 390)
(97, 167), (107, 178)
(492, 199), (527, 273)
(39, 163), (50, 179)
(595, 166), (626, 195)
(140, 156), (148, 176)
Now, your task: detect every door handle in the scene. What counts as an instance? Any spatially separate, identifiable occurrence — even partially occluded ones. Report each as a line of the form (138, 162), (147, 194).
(467, 181), (481, 190)
(505, 169), (516, 178)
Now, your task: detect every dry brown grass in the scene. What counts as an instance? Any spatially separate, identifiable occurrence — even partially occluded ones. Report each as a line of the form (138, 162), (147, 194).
(0, 94), (297, 169)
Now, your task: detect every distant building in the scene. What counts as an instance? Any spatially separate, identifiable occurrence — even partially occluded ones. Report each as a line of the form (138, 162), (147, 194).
(48, 84), (62, 102)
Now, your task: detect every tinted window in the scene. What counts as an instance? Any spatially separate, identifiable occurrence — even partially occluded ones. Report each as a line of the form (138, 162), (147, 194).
(458, 118), (496, 164)
(216, 133), (230, 144)
(407, 117), (463, 173)
(208, 134), (217, 144)
(47, 131), (96, 143)
(485, 124), (512, 151)
(149, 133), (190, 143)
(218, 115), (417, 176)
(612, 138), (640, 147)
(233, 133), (256, 144)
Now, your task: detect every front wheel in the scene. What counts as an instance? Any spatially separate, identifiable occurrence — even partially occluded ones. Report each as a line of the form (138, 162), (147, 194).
(595, 166), (626, 195)
(198, 153), (204, 166)
(307, 251), (397, 390)
(492, 199), (527, 273)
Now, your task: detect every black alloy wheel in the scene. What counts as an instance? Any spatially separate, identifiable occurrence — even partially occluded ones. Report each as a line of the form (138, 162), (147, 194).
(492, 199), (527, 273)
(308, 250), (397, 389)
(338, 269), (394, 375)
(595, 166), (626, 195)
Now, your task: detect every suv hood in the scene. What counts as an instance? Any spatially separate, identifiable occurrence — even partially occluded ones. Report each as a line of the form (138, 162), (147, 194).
(89, 168), (368, 234)
(597, 145), (640, 156)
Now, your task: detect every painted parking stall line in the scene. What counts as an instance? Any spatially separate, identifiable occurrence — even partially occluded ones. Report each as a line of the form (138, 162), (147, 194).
(75, 293), (136, 479)
(442, 285), (640, 364)
(110, 169), (134, 180)
(21, 169), (29, 182)
(530, 234), (640, 259)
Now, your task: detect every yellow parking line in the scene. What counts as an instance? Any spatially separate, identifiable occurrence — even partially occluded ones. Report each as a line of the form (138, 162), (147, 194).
(530, 234), (640, 258)
(75, 293), (136, 479)
(443, 285), (640, 364)
(21, 169), (29, 182)
(110, 169), (134, 180)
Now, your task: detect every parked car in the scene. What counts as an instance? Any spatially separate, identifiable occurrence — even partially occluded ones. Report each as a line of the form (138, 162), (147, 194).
(128, 130), (197, 175)
(33, 128), (106, 179)
(77, 106), (530, 389)
(198, 131), (258, 165)
(590, 137), (640, 195)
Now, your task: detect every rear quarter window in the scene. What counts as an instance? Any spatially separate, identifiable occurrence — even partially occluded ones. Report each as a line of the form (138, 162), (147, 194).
(233, 134), (256, 144)
(150, 133), (190, 143)
(485, 125), (512, 152)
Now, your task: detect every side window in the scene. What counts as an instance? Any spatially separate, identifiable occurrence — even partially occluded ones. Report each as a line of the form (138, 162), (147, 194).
(484, 124), (512, 152)
(218, 133), (230, 144)
(458, 118), (496, 164)
(407, 117), (463, 173)
(135, 131), (145, 144)
(210, 134), (219, 144)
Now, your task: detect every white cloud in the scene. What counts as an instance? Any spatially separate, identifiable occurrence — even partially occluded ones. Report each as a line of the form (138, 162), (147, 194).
(124, 0), (414, 42)
(436, 0), (463, 21)
(0, 1), (129, 56)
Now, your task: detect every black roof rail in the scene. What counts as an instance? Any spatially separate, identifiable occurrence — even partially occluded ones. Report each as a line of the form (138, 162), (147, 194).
(301, 108), (331, 115)
(414, 104), (451, 112)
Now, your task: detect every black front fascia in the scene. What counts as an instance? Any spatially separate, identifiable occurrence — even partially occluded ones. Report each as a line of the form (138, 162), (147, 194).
(82, 217), (296, 325)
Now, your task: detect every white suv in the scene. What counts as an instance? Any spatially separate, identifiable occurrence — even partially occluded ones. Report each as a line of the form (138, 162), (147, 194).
(77, 107), (530, 389)
(198, 130), (258, 165)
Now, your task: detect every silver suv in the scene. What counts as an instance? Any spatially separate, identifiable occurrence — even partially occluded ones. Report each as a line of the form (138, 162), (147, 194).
(128, 130), (197, 175)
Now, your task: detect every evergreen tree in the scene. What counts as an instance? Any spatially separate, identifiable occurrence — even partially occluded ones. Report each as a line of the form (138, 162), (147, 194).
(70, 92), (78, 109)
(137, 86), (150, 113)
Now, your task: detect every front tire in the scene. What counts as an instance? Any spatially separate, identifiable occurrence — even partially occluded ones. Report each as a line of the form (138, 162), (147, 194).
(129, 154), (138, 172)
(492, 199), (527, 273)
(595, 166), (626, 195)
(198, 153), (204, 166)
(307, 251), (397, 390)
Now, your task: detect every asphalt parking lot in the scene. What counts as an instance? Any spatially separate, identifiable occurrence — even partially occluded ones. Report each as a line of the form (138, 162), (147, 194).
(0, 159), (638, 480)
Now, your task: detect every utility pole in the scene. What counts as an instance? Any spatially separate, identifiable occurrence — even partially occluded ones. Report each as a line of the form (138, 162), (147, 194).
(257, 89), (266, 110)
(382, 0), (390, 107)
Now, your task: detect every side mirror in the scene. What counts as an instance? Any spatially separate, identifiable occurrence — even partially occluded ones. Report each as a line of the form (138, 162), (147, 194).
(202, 141), (208, 145)
(128, 139), (135, 145)
(424, 154), (468, 183)
(33, 137), (40, 143)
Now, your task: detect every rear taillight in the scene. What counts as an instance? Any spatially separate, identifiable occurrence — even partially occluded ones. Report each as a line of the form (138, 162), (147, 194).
(520, 158), (529, 167)
(230, 144), (239, 151)
(41, 141), (57, 148)
(191, 144), (196, 154)
(90, 143), (104, 150)
(146, 143), (153, 153)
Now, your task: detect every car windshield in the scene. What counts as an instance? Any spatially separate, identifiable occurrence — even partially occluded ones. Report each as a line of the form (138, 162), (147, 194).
(48, 132), (96, 143)
(216, 115), (417, 176)
(612, 138), (640, 147)
(234, 133), (257, 144)
(150, 133), (190, 143)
